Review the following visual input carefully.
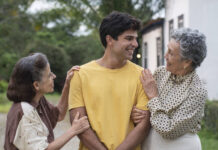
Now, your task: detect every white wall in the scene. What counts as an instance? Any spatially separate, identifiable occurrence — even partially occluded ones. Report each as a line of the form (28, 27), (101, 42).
(164, 0), (189, 51)
(164, 0), (218, 99)
(142, 27), (162, 73)
(189, 0), (218, 99)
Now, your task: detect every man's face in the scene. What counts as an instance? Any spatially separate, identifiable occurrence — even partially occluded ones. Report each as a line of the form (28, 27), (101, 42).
(110, 29), (138, 61)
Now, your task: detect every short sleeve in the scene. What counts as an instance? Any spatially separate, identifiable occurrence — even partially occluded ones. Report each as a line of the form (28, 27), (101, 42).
(68, 71), (85, 110)
(41, 97), (59, 129)
(13, 103), (49, 150)
(135, 77), (149, 110)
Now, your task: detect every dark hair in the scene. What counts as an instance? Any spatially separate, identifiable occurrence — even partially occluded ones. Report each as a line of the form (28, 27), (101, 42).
(99, 11), (141, 48)
(7, 53), (49, 103)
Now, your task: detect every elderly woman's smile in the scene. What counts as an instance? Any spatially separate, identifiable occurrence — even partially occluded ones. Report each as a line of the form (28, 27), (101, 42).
(165, 39), (193, 76)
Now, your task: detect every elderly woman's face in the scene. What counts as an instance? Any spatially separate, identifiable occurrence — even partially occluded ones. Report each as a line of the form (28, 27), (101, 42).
(165, 39), (191, 75)
(37, 64), (56, 94)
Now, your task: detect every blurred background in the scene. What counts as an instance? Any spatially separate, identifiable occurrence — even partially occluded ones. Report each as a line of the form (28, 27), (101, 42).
(0, 0), (217, 149)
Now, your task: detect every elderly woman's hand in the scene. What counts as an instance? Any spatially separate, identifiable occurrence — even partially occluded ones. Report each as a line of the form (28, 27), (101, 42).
(140, 69), (158, 100)
(71, 112), (90, 135)
(131, 106), (149, 124)
(65, 66), (80, 85)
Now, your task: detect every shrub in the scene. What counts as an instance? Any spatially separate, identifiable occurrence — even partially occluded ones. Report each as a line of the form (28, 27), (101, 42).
(202, 100), (218, 139)
(0, 80), (8, 93)
(0, 52), (18, 81)
(25, 40), (70, 92)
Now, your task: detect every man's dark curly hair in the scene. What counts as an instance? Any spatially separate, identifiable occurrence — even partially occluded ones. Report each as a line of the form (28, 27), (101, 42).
(99, 11), (141, 48)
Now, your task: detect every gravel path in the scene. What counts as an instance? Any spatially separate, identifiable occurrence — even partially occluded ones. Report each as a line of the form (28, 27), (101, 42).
(0, 113), (80, 150)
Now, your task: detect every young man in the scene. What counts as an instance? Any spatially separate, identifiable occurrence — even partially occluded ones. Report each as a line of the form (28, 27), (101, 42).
(68, 11), (150, 150)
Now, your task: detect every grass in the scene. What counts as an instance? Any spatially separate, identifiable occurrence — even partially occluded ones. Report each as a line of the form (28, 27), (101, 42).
(0, 102), (12, 113)
(0, 93), (11, 113)
(45, 92), (61, 103)
(198, 129), (218, 150)
(0, 93), (218, 150)
(0, 92), (60, 113)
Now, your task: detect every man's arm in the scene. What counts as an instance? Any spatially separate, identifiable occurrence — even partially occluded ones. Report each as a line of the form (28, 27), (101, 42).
(69, 107), (107, 150)
(116, 110), (150, 150)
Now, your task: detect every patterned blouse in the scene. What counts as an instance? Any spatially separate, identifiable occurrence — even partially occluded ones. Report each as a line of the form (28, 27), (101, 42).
(4, 97), (59, 150)
(148, 66), (207, 139)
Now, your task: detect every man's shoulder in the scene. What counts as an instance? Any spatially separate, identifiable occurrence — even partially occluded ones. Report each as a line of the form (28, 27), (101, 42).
(81, 60), (96, 68)
(78, 60), (97, 73)
(127, 60), (143, 72)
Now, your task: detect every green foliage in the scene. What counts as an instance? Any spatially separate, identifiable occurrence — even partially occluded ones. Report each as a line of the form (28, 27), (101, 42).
(0, 0), (165, 93)
(198, 128), (218, 150)
(0, 102), (12, 113)
(202, 100), (218, 139)
(0, 53), (18, 80)
(0, 80), (8, 93)
(66, 34), (104, 65)
(0, 92), (9, 106)
(25, 40), (70, 92)
(56, 0), (165, 30)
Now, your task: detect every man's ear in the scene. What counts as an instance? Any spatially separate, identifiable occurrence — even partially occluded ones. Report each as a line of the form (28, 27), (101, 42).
(106, 35), (113, 46)
(33, 81), (40, 91)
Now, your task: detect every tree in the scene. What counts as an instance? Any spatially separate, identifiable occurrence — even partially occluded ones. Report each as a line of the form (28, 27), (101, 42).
(0, 0), (35, 80)
(65, 33), (104, 65)
(55, 0), (165, 31)
(0, 0), (165, 91)
(25, 39), (70, 92)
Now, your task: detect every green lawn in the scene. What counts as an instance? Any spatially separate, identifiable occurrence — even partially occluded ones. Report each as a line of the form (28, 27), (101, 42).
(0, 92), (60, 113)
(200, 136), (218, 150)
(198, 128), (218, 150)
(0, 93), (218, 150)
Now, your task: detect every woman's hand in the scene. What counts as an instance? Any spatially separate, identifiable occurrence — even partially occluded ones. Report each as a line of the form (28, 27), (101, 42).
(140, 69), (158, 100)
(71, 112), (90, 135)
(65, 66), (80, 85)
(131, 106), (148, 124)
(46, 112), (89, 150)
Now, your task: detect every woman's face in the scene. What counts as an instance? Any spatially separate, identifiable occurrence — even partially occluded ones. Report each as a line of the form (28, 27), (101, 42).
(37, 63), (56, 94)
(165, 39), (191, 75)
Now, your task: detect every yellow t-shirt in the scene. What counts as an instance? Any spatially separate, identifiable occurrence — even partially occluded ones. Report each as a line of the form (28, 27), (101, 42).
(68, 60), (148, 150)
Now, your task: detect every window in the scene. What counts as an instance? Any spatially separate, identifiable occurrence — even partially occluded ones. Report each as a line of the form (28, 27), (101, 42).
(156, 37), (163, 66)
(178, 14), (184, 28)
(169, 19), (174, 40)
(142, 42), (148, 68)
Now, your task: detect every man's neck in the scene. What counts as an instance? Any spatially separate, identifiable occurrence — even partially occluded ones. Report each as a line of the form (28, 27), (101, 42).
(96, 51), (127, 69)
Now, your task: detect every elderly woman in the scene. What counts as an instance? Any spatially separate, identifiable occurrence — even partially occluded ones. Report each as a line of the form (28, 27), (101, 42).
(4, 53), (89, 150)
(132, 28), (207, 150)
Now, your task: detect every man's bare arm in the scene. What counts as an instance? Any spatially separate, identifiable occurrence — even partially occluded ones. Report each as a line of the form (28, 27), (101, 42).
(69, 107), (107, 150)
(116, 110), (150, 150)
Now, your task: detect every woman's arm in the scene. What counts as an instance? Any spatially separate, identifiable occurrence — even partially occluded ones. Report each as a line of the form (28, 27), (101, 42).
(46, 112), (89, 150)
(69, 107), (108, 150)
(134, 68), (207, 139)
(148, 90), (206, 139)
(57, 66), (80, 121)
(13, 108), (89, 150)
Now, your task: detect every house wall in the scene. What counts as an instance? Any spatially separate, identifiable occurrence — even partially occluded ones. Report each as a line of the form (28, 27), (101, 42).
(164, 0), (189, 50)
(142, 0), (218, 99)
(189, 0), (218, 99)
(142, 27), (162, 73)
(164, 0), (218, 99)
